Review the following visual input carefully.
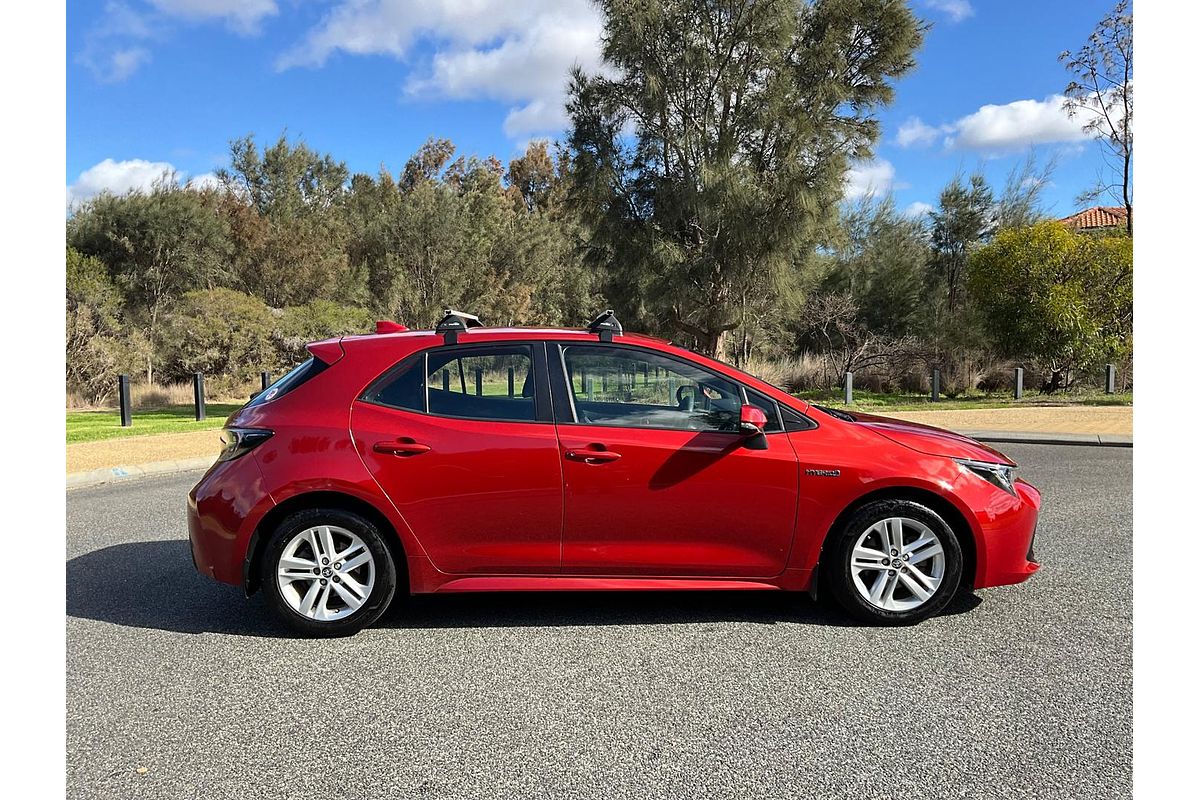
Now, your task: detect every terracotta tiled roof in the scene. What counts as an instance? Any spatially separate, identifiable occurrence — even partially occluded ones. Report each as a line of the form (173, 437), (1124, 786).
(1059, 206), (1128, 230)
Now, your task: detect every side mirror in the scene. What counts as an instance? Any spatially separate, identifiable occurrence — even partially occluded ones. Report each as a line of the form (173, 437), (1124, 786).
(739, 404), (768, 436)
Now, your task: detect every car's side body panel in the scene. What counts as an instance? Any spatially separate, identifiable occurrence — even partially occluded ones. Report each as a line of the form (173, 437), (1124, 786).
(555, 424), (800, 577)
(351, 401), (564, 574)
(187, 325), (1040, 605)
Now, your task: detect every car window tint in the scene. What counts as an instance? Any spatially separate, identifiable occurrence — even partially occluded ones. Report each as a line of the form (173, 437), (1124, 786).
(561, 345), (742, 432)
(425, 347), (536, 421)
(365, 354), (425, 412)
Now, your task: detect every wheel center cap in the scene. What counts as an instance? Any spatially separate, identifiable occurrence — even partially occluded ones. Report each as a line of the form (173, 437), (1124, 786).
(891, 558), (903, 569)
(322, 567), (332, 577)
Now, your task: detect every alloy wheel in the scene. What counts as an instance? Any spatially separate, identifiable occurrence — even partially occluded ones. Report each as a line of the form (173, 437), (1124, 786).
(276, 525), (376, 622)
(849, 517), (946, 612)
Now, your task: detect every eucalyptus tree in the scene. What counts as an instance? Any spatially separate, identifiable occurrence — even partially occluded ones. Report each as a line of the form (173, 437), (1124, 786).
(566, 0), (922, 357)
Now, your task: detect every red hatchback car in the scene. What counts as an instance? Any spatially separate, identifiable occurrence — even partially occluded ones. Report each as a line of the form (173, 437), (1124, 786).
(188, 310), (1040, 636)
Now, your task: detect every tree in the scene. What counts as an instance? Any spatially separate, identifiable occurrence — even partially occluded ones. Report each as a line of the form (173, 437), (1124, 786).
(820, 196), (929, 339)
(66, 181), (233, 383)
(66, 247), (144, 404)
(506, 140), (558, 213)
(995, 152), (1056, 231)
(218, 134), (353, 305)
(566, 0), (923, 358)
(159, 288), (279, 383)
(928, 172), (994, 315)
(967, 222), (1132, 392)
(1060, 0), (1132, 235)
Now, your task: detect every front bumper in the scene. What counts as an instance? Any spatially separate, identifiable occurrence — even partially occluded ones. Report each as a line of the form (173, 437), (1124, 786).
(973, 478), (1041, 589)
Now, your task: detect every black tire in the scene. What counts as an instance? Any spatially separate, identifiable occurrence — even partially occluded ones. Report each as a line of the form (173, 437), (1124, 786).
(260, 508), (398, 637)
(824, 499), (963, 626)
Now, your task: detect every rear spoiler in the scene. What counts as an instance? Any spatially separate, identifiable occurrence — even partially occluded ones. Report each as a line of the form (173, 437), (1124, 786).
(306, 338), (345, 366)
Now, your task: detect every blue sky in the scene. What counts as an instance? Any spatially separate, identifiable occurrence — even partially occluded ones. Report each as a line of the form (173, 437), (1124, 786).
(66, 1), (1121, 218)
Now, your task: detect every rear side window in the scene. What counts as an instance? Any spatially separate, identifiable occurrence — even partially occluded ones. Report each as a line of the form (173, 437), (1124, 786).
(364, 345), (537, 422)
(246, 358), (328, 407)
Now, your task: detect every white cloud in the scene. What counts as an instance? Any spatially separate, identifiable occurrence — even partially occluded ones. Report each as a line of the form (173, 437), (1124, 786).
(504, 101), (570, 139)
(66, 158), (219, 208)
(949, 95), (1089, 151)
(896, 117), (946, 148)
(924, 1), (974, 23)
(186, 172), (223, 190)
(148, 1), (279, 34)
(278, 1), (604, 139)
(844, 159), (899, 199)
(903, 201), (935, 219)
(897, 95), (1093, 153)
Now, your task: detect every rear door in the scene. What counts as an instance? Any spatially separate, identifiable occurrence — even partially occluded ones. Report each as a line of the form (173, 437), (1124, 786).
(352, 342), (563, 574)
(550, 343), (799, 577)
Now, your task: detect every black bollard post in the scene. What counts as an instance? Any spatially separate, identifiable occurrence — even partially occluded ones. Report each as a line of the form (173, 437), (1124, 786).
(118, 374), (132, 427)
(1014, 367), (1024, 400)
(193, 372), (206, 421)
(931, 369), (941, 402)
(844, 372), (853, 405)
(1105, 364), (1116, 394)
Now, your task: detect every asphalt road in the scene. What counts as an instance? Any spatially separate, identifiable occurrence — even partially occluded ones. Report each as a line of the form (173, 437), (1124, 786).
(66, 444), (1132, 799)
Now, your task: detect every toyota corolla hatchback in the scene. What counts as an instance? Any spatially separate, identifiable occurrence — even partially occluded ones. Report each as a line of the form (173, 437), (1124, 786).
(188, 310), (1040, 636)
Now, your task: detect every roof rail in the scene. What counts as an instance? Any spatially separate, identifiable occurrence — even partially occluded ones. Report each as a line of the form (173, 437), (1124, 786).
(435, 308), (483, 345)
(586, 309), (622, 342)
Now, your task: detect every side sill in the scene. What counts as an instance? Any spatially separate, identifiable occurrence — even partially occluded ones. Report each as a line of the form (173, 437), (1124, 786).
(432, 576), (785, 593)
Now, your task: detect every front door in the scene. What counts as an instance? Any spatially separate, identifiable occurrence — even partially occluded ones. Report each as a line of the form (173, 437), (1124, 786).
(552, 343), (799, 577)
(352, 342), (562, 574)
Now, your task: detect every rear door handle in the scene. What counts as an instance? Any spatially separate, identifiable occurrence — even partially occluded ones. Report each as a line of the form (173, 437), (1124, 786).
(373, 441), (431, 457)
(565, 449), (621, 464)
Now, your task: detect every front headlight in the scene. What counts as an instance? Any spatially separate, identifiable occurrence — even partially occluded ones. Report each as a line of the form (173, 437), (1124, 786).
(217, 427), (274, 462)
(954, 458), (1016, 496)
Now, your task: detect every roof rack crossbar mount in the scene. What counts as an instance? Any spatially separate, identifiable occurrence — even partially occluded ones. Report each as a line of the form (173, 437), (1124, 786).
(435, 308), (483, 345)
(587, 309), (623, 342)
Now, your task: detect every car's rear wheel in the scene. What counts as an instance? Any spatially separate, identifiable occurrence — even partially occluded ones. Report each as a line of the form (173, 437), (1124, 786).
(825, 499), (963, 625)
(261, 508), (397, 637)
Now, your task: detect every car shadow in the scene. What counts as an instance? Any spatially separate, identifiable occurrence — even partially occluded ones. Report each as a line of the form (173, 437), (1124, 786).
(66, 540), (982, 637)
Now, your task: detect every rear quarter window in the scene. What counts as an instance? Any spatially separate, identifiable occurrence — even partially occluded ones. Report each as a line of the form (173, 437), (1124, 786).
(247, 358), (328, 407)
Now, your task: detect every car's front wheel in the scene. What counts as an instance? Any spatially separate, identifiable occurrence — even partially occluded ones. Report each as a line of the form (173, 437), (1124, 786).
(825, 499), (963, 625)
(261, 508), (398, 637)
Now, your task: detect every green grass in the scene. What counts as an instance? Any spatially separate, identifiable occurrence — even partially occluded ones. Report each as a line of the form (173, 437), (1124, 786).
(66, 404), (243, 444)
(66, 387), (1132, 444)
(792, 389), (1133, 412)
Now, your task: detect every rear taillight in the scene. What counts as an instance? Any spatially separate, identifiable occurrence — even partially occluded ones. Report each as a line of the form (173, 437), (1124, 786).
(217, 428), (273, 463)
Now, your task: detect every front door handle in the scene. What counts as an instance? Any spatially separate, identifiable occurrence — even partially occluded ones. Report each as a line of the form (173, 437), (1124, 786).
(565, 449), (622, 464)
(373, 440), (431, 457)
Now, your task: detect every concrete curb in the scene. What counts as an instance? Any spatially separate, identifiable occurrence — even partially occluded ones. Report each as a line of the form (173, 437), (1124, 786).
(65, 427), (1131, 491)
(66, 456), (216, 490)
(961, 430), (1132, 448)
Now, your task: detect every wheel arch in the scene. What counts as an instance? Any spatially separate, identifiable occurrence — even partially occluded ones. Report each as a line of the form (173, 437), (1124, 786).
(244, 490), (408, 596)
(818, 486), (979, 592)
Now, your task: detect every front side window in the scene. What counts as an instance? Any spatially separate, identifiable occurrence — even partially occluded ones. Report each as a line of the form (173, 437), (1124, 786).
(364, 345), (536, 422)
(560, 345), (745, 432)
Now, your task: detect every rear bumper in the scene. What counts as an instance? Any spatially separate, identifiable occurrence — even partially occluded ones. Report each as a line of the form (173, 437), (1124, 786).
(187, 455), (273, 587)
(974, 478), (1041, 588)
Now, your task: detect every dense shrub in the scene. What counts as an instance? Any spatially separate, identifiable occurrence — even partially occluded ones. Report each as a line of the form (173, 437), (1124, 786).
(968, 222), (1132, 391)
(159, 288), (280, 383)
